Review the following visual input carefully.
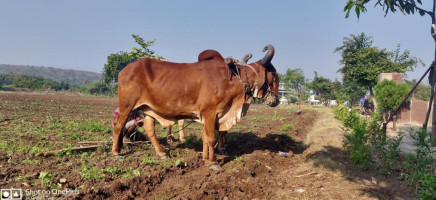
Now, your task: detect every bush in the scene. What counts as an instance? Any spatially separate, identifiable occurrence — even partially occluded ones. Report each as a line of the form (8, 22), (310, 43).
(80, 81), (113, 96)
(333, 105), (350, 122)
(341, 109), (371, 166)
(335, 105), (436, 199)
(374, 80), (411, 122)
(419, 172), (436, 199)
(336, 107), (403, 170)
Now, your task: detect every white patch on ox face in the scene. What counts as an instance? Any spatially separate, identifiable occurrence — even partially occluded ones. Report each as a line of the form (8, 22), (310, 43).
(253, 87), (258, 98)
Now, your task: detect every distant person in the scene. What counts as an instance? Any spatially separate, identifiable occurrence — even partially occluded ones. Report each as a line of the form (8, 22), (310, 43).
(111, 108), (147, 142)
(359, 97), (365, 106)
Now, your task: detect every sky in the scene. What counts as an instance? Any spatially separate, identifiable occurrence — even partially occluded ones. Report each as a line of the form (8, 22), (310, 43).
(0, 1), (435, 82)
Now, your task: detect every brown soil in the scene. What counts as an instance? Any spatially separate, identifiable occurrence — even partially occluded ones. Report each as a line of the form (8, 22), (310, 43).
(0, 92), (415, 199)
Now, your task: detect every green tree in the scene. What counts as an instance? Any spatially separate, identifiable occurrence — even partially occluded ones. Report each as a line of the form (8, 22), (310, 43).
(335, 32), (420, 108)
(342, 79), (368, 106)
(374, 80), (411, 122)
(404, 79), (432, 101)
(280, 68), (307, 107)
(129, 35), (167, 61)
(343, 0), (436, 146)
(103, 52), (133, 85)
(344, 0), (432, 19)
(310, 71), (333, 102)
(103, 34), (167, 85)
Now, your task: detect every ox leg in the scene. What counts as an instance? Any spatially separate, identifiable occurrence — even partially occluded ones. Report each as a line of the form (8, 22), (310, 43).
(203, 114), (220, 170)
(144, 115), (167, 159)
(166, 124), (173, 143)
(178, 119), (186, 142)
(202, 132), (209, 161)
(218, 131), (228, 155)
(112, 111), (130, 155)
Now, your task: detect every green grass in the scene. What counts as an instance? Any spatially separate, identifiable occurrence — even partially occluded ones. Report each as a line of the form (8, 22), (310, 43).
(249, 116), (265, 122)
(80, 163), (105, 181)
(280, 124), (295, 132)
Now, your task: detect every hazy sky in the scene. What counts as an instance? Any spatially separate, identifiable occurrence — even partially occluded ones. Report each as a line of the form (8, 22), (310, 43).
(0, 1), (434, 82)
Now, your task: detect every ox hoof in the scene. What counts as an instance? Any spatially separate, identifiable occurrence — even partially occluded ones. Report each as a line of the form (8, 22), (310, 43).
(159, 155), (169, 160)
(112, 150), (121, 156)
(208, 164), (221, 171)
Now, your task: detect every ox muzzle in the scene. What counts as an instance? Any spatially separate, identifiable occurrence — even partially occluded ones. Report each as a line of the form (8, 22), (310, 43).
(263, 91), (279, 107)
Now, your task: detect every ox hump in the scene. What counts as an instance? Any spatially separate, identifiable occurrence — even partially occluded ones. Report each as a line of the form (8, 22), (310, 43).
(198, 50), (224, 61)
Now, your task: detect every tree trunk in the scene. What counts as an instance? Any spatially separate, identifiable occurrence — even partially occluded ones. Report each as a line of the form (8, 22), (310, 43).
(431, 0), (436, 146)
(369, 87), (377, 111)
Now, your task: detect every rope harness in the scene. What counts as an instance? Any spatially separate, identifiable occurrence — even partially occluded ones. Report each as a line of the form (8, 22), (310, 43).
(232, 61), (262, 99)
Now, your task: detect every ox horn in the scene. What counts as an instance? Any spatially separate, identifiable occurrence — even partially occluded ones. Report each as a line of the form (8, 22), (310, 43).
(260, 45), (275, 66)
(241, 53), (252, 64)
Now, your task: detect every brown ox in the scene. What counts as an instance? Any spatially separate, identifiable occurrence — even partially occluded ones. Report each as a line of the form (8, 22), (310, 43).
(112, 45), (279, 169)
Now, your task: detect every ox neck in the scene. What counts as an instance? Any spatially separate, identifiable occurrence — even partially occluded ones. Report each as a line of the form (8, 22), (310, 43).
(234, 62), (263, 98)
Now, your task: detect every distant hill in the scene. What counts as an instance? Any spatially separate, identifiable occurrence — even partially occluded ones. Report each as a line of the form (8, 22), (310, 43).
(0, 64), (102, 85)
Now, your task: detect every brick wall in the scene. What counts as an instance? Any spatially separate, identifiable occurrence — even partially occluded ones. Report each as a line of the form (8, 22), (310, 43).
(398, 98), (431, 124)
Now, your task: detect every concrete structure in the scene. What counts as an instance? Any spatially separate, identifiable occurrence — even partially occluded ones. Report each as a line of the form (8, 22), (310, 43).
(378, 72), (430, 125)
(398, 98), (432, 124)
(378, 73), (403, 83)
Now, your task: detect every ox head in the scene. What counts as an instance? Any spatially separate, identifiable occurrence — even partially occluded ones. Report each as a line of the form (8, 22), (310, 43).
(224, 45), (279, 107)
(255, 45), (280, 107)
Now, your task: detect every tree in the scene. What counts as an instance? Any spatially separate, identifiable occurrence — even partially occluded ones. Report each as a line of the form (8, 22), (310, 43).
(281, 68), (306, 108)
(342, 79), (368, 106)
(103, 52), (133, 85)
(129, 35), (167, 61)
(374, 80), (411, 122)
(310, 71), (333, 102)
(335, 32), (420, 108)
(103, 34), (167, 85)
(404, 79), (432, 101)
(344, 0), (436, 143)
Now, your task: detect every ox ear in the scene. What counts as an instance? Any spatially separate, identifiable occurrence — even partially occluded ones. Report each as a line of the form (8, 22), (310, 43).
(225, 57), (238, 80)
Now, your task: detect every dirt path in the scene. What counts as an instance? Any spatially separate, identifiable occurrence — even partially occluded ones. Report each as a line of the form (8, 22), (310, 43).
(295, 106), (414, 200)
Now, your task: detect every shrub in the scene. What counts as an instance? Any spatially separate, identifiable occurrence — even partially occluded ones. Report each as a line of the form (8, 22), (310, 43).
(374, 80), (411, 122)
(341, 110), (371, 166)
(335, 103), (436, 199)
(333, 105), (350, 123)
(419, 172), (436, 199)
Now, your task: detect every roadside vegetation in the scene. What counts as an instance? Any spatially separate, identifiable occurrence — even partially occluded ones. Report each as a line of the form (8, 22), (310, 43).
(334, 105), (436, 199)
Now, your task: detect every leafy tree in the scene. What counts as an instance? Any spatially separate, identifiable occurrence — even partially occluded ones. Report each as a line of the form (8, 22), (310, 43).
(103, 52), (133, 85)
(374, 80), (411, 122)
(344, 0), (432, 19)
(310, 71), (333, 102)
(280, 68), (307, 106)
(103, 34), (167, 85)
(343, 0), (436, 146)
(0, 74), (15, 87)
(342, 79), (368, 106)
(129, 35), (167, 61)
(335, 32), (421, 108)
(404, 79), (432, 101)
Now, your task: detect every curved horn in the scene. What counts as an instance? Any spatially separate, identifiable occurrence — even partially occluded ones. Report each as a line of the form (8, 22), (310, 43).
(241, 53), (252, 64)
(260, 45), (275, 66)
